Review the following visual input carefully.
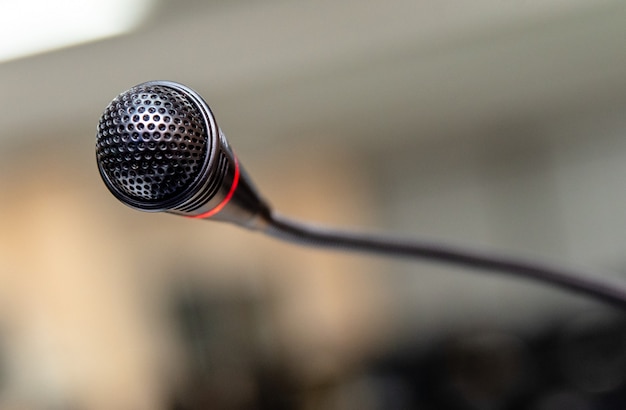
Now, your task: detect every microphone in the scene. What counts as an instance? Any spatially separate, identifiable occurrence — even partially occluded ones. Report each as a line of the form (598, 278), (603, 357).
(96, 81), (626, 309)
(96, 80), (270, 229)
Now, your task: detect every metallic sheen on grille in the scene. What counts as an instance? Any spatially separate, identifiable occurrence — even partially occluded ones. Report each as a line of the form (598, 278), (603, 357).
(96, 84), (208, 203)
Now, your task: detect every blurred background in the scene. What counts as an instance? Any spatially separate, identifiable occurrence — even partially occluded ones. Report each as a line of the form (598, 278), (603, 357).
(1, 0), (626, 408)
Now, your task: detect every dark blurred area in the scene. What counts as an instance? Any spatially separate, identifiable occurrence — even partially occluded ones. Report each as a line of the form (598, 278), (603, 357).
(166, 281), (626, 410)
(1, 0), (626, 409)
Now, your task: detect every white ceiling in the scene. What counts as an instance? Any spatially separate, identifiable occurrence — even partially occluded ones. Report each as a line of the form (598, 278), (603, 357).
(0, 0), (625, 150)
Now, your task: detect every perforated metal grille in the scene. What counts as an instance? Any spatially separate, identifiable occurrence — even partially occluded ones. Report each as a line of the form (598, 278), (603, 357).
(96, 84), (209, 203)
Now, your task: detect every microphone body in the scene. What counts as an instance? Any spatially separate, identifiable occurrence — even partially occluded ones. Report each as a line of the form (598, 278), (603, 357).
(95, 80), (626, 310)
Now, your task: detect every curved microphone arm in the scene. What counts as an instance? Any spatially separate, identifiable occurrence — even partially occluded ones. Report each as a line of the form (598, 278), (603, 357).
(261, 211), (626, 310)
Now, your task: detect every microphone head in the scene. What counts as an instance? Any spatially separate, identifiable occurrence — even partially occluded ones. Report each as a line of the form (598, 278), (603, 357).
(96, 81), (268, 225)
(96, 81), (215, 211)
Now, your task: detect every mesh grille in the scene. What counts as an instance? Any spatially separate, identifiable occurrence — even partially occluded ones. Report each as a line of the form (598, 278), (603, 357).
(96, 84), (209, 203)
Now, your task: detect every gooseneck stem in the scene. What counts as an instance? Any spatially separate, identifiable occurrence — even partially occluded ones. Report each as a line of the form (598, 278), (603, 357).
(261, 211), (626, 310)
(95, 81), (626, 310)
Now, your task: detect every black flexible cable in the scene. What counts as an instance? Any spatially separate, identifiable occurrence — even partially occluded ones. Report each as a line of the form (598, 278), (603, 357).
(263, 211), (626, 310)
